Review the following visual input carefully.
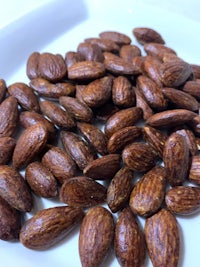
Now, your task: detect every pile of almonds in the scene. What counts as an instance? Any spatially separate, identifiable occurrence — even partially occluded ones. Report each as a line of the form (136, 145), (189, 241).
(0, 27), (200, 267)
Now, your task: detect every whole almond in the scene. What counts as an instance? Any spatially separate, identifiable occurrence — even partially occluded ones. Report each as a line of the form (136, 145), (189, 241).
(0, 79), (7, 103)
(129, 166), (166, 217)
(176, 128), (198, 156)
(133, 27), (165, 44)
(0, 165), (33, 212)
(8, 82), (40, 112)
(165, 186), (200, 215)
(79, 206), (114, 267)
(119, 44), (141, 63)
(122, 142), (157, 172)
(83, 154), (121, 180)
(20, 206), (84, 250)
(188, 155), (200, 185)
(0, 137), (16, 165)
(145, 208), (179, 267)
(12, 123), (48, 169)
(25, 161), (58, 198)
(85, 37), (120, 52)
(26, 51), (40, 80)
(107, 167), (133, 213)
(143, 56), (163, 87)
(104, 107), (142, 137)
(183, 80), (200, 100)
(163, 132), (189, 186)
(59, 176), (107, 208)
(61, 131), (96, 170)
(0, 96), (18, 138)
(0, 196), (21, 241)
(42, 146), (77, 184)
(114, 207), (146, 267)
(99, 31), (131, 45)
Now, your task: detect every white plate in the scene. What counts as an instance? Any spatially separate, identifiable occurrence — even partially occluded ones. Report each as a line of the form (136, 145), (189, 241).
(0, 0), (200, 267)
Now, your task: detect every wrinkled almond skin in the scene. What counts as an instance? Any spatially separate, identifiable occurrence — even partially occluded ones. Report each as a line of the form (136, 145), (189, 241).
(79, 206), (114, 267)
(42, 146), (77, 184)
(0, 137), (16, 165)
(176, 129), (198, 156)
(145, 209), (179, 267)
(81, 76), (113, 108)
(163, 132), (189, 186)
(107, 167), (133, 213)
(0, 165), (33, 212)
(144, 43), (176, 60)
(114, 207), (146, 267)
(20, 206), (84, 250)
(188, 155), (200, 185)
(59, 176), (107, 208)
(119, 45), (141, 63)
(133, 27), (165, 45)
(165, 186), (200, 215)
(129, 166), (166, 217)
(40, 100), (76, 129)
(0, 196), (21, 241)
(143, 56), (163, 87)
(77, 122), (108, 155)
(25, 161), (58, 198)
(8, 82), (40, 112)
(0, 79), (7, 103)
(99, 31), (131, 45)
(13, 123), (48, 169)
(61, 131), (96, 170)
(104, 107), (142, 137)
(183, 80), (200, 100)
(0, 96), (18, 138)
(107, 126), (142, 154)
(26, 52), (40, 80)
(59, 96), (93, 122)
(83, 154), (121, 180)
(122, 142), (157, 172)
(85, 37), (120, 53)
(77, 42), (104, 62)
(65, 51), (84, 68)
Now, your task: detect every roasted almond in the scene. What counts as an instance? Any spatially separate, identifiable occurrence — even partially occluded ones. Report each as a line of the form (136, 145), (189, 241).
(119, 44), (141, 63)
(99, 30), (131, 45)
(0, 137), (16, 165)
(77, 42), (104, 62)
(188, 155), (200, 185)
(144, 43), (176, 60)
(0, 79), (7, 103)
(176, 128), (198, 156)
(133, 27), (165, 45)
(143, 55), (163, 87)
(183, 80), (200, 100)
(26, 51), (40, 80)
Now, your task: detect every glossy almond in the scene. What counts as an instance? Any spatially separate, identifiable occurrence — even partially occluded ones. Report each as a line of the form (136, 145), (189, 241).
(114, 207), (146, 267)
(145, 209), (179, 267)
(26, 51), (40, 80)
(0, 165), (33, 212)
(119, 44), (141, 63)
(143, 56), (163, 87)
(129, 166), (166, 217)
(99, 31), (131, 45)
(165, 186), (200, 215)
(59, 176), (107, 208)
(13, 123), (48, 169)
(188, 155), (200, 185)
(0, 137), (16, 164)
(133, 27), (165, 44)
(79, 206), (114, 267)
(20, 206), (84, 249)
(77, 42), (104, 62)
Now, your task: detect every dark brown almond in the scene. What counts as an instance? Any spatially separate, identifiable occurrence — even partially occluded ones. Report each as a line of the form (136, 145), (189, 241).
(162, 87), (199, 111)
(83, 154), (121, 180)
(122, 142), (157, 172)
(30, 78), (75, 98)
(26, 52), (40, 80)
(0, 96), (18, 138)
(0, 196), (21, 241)
(104, 107), (142, 137)
(0, 165), (33, 212)
(129, 166), (166, 217)
(176, 129), (198, 156)
(13, 123), (48, 169)
(107, 126), (142, 154)
(163, 132), (189, 186)
(143, 126), (167, 158)
(59, 176), (107, 208)
(99, 31), (131, 45)
(68, 61), (105, 80)
(183, 80), (200, 100)
(143, 56), (163, 87)
(0, 137), (16, 165)
(40, 100), (76, 129)
(114, 207), (146, 267)
(20, 206), (84, 250)
(188, 155), (200, 185)
(77, 42), (104, 62)
(75, 84), (87, 103)
(77, 122), (108, 155)
(132, 56), (145, 74)
(144, 43), (176, 60)
(81, 76), (113, 108)
(133, 27), (165, 45)
(79, 206), (114, 267)
(61, 131), (96, 170)
(65, 51), (84, 68)
(119, 44), (141, 63)
(145, 209), (179, 267)
(59, 96), (93, 122)
(25, 161), (58, 198)
(42, 146), (77, 184)
(165, 186), (200, 215)
(146, 109), (197, 128)
(85, 37), (120, 52)
(191, 64), (200, 79)
(0, 79), (7, 103)
(137, 75), (166, 110)
(112, 76), (136, 108)
(8, 82), (40, 112)
(107, 167), (133, 213)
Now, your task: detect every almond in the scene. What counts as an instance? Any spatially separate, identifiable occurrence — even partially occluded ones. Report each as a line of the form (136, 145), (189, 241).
(85, 37), (120, 52)
(133, 27), (165, 45)
(176, 128), (198, 156)
(0, 137), (16, 165)
(77, 42), (104, 62)
(0, 79), (7, 103)
(99, 31), (131, 45)
(119, 44), (141, 63)
(26, 52), (40, 80)
(188, 155), (200, 185)
(183, 80), (200, 100)
(144, 43), (176, 60)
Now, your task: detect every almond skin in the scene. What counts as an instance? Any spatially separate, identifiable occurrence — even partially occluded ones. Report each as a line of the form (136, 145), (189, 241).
(145, 209), (180, 267)
(176, 128), (198, 156)
(79, 206), (114, 267)
(0, 137), (16, 165)
(188, 155), (200, 185)
(59, 176), (107, 208)
(114, 207), (146, 267)
(165, 186), (200, 215)
(0, 79), (7, 103)
(133, 27), (165, 45)
(20, 206), (84, 250)
(99, 31), (131, 45)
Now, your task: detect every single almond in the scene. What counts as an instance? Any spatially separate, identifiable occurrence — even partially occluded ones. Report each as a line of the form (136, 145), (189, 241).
(0, 137), (16, 165)
(188, 155), (200, 185)
(133, 27), (165, 45)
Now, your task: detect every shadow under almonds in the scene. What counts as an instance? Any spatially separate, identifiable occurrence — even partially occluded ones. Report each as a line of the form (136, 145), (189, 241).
(0, 0), (88, 81)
